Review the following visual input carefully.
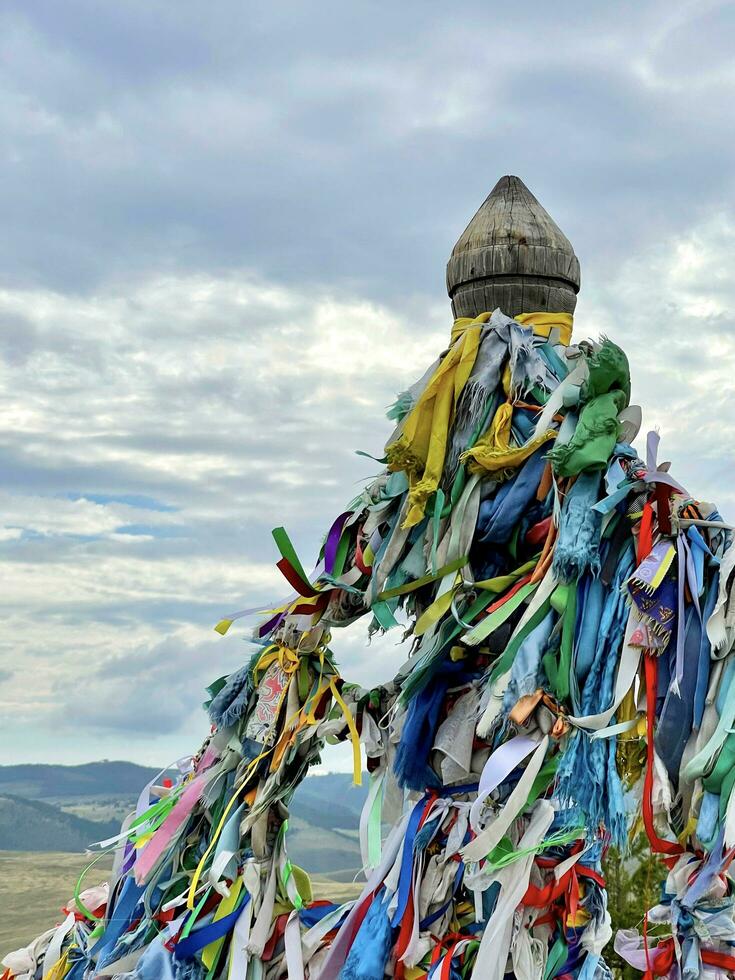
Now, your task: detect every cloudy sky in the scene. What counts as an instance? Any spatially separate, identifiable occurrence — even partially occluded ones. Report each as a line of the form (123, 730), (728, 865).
(1, 0), (735, 768)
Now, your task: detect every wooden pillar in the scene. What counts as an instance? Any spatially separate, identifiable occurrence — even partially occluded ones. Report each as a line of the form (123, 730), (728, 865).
(446, 175), (580, 320)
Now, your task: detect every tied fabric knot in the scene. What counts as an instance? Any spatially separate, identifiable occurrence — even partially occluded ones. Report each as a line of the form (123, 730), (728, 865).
(387, 311), (573, 529)
(460, 374), (559, 478)
(252, 644), (301, 682)
(448, 307), (573, 349)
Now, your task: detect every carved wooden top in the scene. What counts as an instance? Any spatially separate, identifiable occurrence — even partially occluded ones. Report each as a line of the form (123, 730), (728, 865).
(446, 175), (580, 319)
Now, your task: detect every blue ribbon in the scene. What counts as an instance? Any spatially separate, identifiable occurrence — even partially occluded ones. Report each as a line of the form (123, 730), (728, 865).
(173, 893), (250, 960)
(390, 798), (426, 927)
(299, 903), (348, 929)
(92, 877), (145, 965)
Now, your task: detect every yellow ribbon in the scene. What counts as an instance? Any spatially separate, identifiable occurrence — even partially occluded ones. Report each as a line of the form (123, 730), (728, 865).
(449, 309), (493, 345)
(514, 311), (573, 346)
(461, 362), (558, 476)
(414, 573), (462, 637)
(46, 952), (71, 980)
(452, 311), (573, 347)
(386, 316), (484, 528)
(201, 876), (244, 969)
(214, 602), (290, 636)
(329, 677), (362, 786)
(387, 312), (573, 525)
(475, 557), (538, 593)
(186, 748), (271, 909)
(253, 644), (300, 682)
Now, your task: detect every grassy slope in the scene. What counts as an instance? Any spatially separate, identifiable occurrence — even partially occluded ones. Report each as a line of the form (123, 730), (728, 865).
(0, 852), (112, 956)
(0, 852), (362, 961)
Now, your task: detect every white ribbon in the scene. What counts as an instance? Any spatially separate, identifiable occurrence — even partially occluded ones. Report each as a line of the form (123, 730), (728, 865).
(283, 910), (305, 980)
(469, 800), (556, 980)
(41, 913), (75, 980)
(462, 736), (549, 863)
(568, 611), (641, 732)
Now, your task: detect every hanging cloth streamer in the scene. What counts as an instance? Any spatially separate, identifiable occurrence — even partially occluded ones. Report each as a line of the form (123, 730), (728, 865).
(385, 315), (484, 528)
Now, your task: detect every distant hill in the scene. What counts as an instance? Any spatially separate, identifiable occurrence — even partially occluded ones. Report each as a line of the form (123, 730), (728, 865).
(0, 763), (369, 864)
(0, 761), (162, 799)
(290, 772), (368, 827)
(0, 795), (119, 852)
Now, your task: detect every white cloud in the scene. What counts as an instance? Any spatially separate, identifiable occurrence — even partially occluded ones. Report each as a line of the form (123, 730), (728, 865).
(582, 213), (735, 513)
(0, 272), (444, 762)
(2, 213), (735, 767)
(1, 0), (735, 766)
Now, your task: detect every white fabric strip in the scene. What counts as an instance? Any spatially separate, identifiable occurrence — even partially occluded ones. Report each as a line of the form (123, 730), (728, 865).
(283, 910), (305, 980)
(469, 800), (556, 980)
(462, 736), (549, 863)
(568, 612), (640, 731)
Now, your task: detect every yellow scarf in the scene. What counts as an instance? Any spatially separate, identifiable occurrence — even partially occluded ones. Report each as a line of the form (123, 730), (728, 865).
(386, 311), (573, 528)
(514, 311), (573, 346)
(461, 361), (557, 476)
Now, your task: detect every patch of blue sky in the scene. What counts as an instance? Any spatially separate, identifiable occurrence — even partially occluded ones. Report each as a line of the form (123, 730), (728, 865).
(63, 492), (178, 512)
(13, 528), (102, 543)
(114, 524), (186, 538)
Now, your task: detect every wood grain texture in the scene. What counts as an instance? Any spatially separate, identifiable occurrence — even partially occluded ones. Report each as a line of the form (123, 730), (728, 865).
(446, 175), (580, 319)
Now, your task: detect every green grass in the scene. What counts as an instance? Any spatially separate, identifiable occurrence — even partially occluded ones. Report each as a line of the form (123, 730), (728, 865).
(0, 851), (112, 957)
(0, 852), (363, 962)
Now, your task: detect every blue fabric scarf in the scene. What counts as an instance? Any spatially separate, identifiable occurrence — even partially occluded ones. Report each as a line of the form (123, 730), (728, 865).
(557, 545), (634, 845)
(394, 658), (473, 791)
(573, 572), (605, 687)
(340, 890), (394, 980)
(476, 445), (549, 547)
(655, 606), (702, 783)
(553, 471), (603, 582)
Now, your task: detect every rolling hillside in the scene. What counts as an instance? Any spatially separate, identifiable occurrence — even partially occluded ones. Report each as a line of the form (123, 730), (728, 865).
(0, 765), (368, 955)
(0, 763), (367, 869)
(0, 761), (163, 799)
(0, 796), (118, 852)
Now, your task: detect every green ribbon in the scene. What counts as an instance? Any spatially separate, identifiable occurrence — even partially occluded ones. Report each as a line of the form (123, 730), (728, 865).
(272, 526), (310, 583)
(430, 488), (445, 575)
(544, 583), (577, 703)
(544, 935), (568, 979)
(463, 581), (538, 647)
(489, 595), (553, 686)
(486, 825), (584, 871)
(377, 556), (467, 600)
(74, 848), (114, 921)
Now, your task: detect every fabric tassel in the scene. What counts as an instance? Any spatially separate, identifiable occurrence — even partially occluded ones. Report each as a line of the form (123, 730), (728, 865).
(339, 892), (394, 980)
(553, 471), (603, 582)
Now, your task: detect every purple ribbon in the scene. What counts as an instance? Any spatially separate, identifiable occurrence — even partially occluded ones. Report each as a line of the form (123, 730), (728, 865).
(325, 512), (351, 574)
(644, 430), (687, 494)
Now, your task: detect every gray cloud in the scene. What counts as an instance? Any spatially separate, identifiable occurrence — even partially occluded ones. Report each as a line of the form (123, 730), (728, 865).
(1, 2), (734, 301)
(1, 0), (734, 764)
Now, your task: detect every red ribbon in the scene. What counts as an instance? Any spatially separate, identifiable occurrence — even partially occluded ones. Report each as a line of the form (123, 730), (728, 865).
(526, 517), (551, 548)
(641, 935), (675, 978)
(523, 857), (603, 926)
(394, 799), (435, 977)
(655, 484), (672, 536)
(354, 531), (372, 575)
(638, 500), (654, 564)
(642, 653), (684, 858)
(291, 594), (329, 616)
(485, 573), (534, 614)
(641, 938), (735, 977)
(262, 912), (289, 961)
(702, 948), (735, 970)
(276, 557), (318, 596)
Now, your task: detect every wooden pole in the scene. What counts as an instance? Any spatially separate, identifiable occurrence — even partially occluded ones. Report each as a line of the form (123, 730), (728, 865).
(446, 175), (580, 320)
